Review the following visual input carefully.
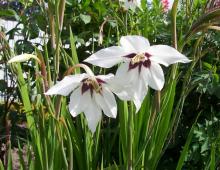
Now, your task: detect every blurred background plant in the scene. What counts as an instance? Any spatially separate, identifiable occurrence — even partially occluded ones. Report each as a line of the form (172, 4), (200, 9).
(0, 0), (219, 169)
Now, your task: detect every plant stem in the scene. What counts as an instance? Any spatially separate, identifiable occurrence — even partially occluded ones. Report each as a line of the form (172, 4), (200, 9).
(156, 91), (161, 113)
(59, 0), (66, 31)
(127, 103), (133, 170)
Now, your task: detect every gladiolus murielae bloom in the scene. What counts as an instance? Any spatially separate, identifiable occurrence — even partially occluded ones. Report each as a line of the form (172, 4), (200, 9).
(45, 72), (117, 133)
(120, 0), (142, 10)
(85, 35), (191, 111)
(8, 53), (41, 64)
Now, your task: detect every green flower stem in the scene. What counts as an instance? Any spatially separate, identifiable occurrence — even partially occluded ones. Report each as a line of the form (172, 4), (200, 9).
(48, 6), (56, 50)
(127, 102), (134, 170)
(55, 96), (62, 118)
(58, 0), (66, 31)
(156, 91), (161, 113)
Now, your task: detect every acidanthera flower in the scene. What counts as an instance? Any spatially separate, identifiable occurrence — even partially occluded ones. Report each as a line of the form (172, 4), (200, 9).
(45, 65), (117, 133)
(8, 53), (41, 64)
(120, 0), (142, 10)
(85, 35), (191, 111)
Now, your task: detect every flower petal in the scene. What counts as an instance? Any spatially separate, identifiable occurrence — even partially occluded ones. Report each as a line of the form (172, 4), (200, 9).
(109, 62), (137, 100)
(132, 76), (148, 112)
(94, 87), (117, 118)
(120, 35), (150, 53)
(136, 0), (142, 8)
(107, 77), (133, 101)
(115, 62), (137, 83)
(84, 46), (127, 68)
(84, 100), (102, 133)
(95, 73), (114, 82)
(142, 62), (165, 90)
(45, 74), (87, 96)
(147, 45), (191, 67)
(8, 54), (40, 63)
(108, 62), (148, 112)
(68, 87), (90, 117)
(120, 0), (142, 10)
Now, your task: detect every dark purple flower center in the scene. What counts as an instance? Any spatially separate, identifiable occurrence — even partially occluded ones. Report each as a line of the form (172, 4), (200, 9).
(123, 52), (151, 73)
(81, 78), (105, 96)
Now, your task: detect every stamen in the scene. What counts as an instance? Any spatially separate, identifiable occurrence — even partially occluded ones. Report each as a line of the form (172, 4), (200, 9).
(131, 53), (145, 65)
(128, 53), (152, 71)
(81, 79), (93, 95)
(81, 78), (105, 95)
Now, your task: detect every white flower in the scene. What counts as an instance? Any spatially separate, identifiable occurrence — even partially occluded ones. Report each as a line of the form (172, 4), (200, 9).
(84, 35), (191, 111)
(8, 53), (40, 64)
(120, 0), (142, 10)
(45, 73), (117, 133)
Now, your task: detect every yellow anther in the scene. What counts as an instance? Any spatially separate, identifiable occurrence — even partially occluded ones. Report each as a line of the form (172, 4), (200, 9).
(85, 78), (102, 93)
(131, 53), (145, 64)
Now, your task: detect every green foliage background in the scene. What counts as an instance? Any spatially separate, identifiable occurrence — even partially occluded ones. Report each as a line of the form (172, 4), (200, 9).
(0, 0), (219, 169)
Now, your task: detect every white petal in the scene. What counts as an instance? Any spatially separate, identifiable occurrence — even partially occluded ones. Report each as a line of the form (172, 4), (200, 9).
(68, 88), (90, 117)
(108, 62), (148, 112)
(132, 76), (148, 112)
(95, 73), (114, 81)
(115, 62), (137, 83)
(142, 62), (165, 90)
(94, 87), (117, 118)
(84, 46), (127, 68)
(123, 1), (134, 10)
(109, 63), (137, 100)
(136, 0), (142, 8)
(8, 54), (40, 63)
(120, 35), (150, 53)
(84, 100), (102, 133)
(95, 74), (117, 95)
(45, 74), (87, 96)
(107, 77), (133, 101)
(123, 0), (142, 10)
(147, 45), (191, 67)
(115, 62), (129, 77)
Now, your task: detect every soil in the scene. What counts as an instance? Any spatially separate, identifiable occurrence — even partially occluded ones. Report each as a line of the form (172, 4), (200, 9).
(1, 143), (29, 169)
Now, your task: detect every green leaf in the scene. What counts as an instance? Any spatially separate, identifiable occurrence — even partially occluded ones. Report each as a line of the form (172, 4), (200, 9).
(7, 143), (13, 170)
(176, 112), (201, 170)
(185, 9), (220, 42)
(202, 62), (212, 69)
(201, 139), (209, 153)
(69, 27), (80, 73)
(0, 9), (20, 20)
(80, 14), (91, 24)
(210, 143), (216, 170)
(18, 142), (27, 169)
(0, 160), (4, 170)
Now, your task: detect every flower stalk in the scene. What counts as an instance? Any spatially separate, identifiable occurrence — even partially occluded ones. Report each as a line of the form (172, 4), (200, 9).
(156, 91), (161, 113)
(127, 103), (134, 170)
(59, 0), (66, 31)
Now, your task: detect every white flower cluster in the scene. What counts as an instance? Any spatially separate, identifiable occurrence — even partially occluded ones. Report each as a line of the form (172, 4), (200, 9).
(46, 35), (190, 132)
(9, 35), (190, 133)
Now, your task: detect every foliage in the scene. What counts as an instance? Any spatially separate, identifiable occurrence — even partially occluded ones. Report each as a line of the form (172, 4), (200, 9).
(0, 0), (219, 169)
